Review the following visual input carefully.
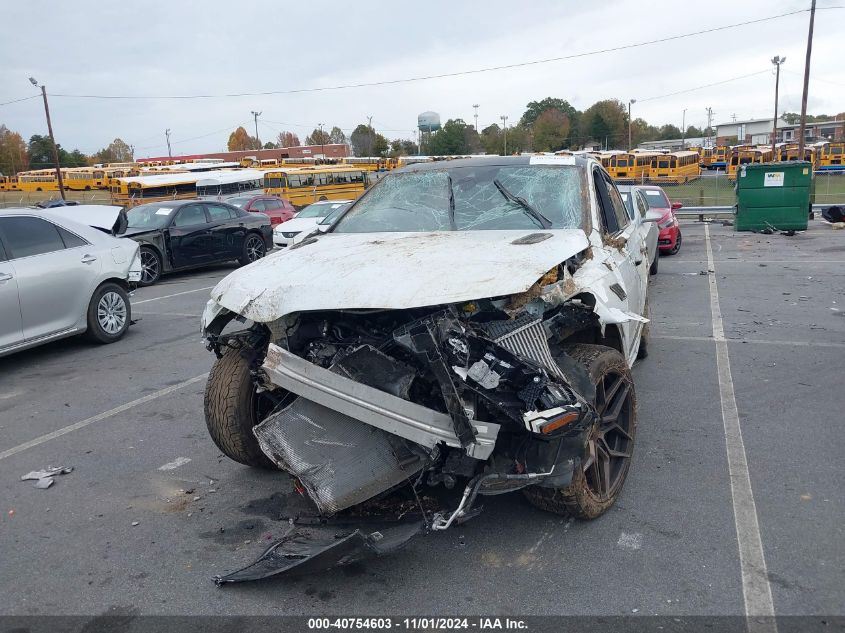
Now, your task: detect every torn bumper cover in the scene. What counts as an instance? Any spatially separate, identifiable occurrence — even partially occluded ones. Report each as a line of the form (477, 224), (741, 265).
(260, 343), (501, 461)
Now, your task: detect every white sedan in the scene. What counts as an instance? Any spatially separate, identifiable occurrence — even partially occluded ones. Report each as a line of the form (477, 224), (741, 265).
(0, 206), (141, 357)
(272, 200), (352, 248)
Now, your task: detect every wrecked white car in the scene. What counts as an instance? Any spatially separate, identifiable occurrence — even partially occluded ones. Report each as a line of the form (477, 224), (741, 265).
(200, 155), (656, 583)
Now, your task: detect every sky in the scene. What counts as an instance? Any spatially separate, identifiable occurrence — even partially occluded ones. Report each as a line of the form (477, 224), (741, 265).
(1, 0), (843, 157)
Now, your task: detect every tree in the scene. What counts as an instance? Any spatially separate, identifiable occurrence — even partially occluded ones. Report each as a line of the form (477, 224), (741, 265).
(684, 125), (703, 138)
(350, 124), (375, 156)
(0, 125), (29, 175)
(581, 99), (628, 148)
(480, 124), (502, 155)
(372, 133), (389, 157)
(658, 124), (682, 140)
(228, 126), (255, 151)
(630, 118), (659, 147)
(305, 128), (331, 146)
(28, 134), (65, 169)
(429, 118), (479, 155)
(532, 109), (571, 152)
(66, 149), (89, 167)
(263, 142), (275, 149)
(95, 138), (133, 164)
(520, 98), (578, 128)
(328, 126), (346, 144)
(478, 122), (531, 155)
(275, 131), (301, 148)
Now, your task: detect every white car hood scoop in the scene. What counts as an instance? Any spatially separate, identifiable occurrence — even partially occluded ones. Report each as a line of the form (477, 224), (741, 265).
(210, 229), (590, 322)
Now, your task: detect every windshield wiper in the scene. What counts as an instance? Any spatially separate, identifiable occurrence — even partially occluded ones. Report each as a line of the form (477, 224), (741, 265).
(492, 179), (552, 229)
(446, 174), (457, 230)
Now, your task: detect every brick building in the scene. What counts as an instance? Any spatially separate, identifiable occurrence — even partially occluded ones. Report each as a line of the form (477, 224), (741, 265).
(137, 143), (350, 163)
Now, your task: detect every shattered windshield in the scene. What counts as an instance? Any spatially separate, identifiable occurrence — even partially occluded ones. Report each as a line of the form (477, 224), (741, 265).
(332, 165), (585, 233)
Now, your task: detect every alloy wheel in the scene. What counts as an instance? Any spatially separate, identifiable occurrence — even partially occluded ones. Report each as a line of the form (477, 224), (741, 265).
(245, 236), (265, 262)
(140, 250), (160, 284)
(97, 291), (127, 335)
(581, 370), (635, 500)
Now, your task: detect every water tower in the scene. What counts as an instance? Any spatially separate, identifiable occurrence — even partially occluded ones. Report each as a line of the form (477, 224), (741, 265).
(417, 111), (441, 154)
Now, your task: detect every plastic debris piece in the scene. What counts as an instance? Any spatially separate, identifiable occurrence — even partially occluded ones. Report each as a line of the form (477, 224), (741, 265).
(34, 478), (54, 489)
(21, 466), (73, 481)
(131, 521), (140, 526)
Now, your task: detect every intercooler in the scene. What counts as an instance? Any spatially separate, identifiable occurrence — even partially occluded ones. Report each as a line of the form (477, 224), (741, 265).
(481, 315), (568, 382)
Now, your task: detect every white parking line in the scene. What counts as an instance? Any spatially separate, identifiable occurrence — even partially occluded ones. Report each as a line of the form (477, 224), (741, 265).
(133, 286), (216, 305)
(158, 456), (192, 471)
(653, 334), (845, 349)
(0, 374), (207, 462)
(705, 224), (776, 625)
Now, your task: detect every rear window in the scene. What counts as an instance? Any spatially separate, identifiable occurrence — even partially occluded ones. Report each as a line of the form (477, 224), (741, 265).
(643, 189), (670, 209)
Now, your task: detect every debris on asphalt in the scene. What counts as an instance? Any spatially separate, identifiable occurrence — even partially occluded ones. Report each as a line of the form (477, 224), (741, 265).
(20, 466), (73, 489)
(131, 521), (140, 526)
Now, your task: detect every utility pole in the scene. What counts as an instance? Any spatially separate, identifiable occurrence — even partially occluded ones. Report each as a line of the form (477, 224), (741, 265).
(797, 0), (816, 159)
(681, 108), (687, 149)
(29, 77), (65, 200)
(705, 107), (713, 148)
(318, 122), (325, 158)
(251, 110), (262, 149)
(165, 129), (172, 158)
(473, 104), (480, 132)
(628, 99), (636, 150)
(500, 115), (509, 155)
(771, 55), (786, 157)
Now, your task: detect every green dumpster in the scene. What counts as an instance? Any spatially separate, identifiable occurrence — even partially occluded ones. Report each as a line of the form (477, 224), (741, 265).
(735, 161), (813, 231)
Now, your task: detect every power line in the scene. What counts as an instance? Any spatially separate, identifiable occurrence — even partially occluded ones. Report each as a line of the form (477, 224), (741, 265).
(0, 94), (40, 107)
(637, 69), (771, 102)
(36, 9), (810, 101)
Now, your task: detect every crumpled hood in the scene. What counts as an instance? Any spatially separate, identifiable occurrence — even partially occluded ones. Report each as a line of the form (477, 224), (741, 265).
(209, 229), (590, 322)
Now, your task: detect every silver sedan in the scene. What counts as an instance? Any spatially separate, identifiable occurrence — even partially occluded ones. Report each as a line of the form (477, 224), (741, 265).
(0, 207), (142, 357)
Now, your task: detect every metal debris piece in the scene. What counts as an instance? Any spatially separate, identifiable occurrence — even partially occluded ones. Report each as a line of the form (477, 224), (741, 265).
(21, 466), (73, 489)
(214, 520), (423, 585)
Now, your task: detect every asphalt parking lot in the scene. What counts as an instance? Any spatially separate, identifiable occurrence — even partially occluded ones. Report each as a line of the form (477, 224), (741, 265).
(1, 221), (843, 618)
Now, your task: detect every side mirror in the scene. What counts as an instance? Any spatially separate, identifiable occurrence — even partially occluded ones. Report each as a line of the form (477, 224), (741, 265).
(643, 210), (663, 223)
(671, 201), (683, 210)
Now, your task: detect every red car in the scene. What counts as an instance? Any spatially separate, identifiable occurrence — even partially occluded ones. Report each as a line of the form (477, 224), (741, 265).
(225, 195), (295, 227)
(638, 185), (682, 255)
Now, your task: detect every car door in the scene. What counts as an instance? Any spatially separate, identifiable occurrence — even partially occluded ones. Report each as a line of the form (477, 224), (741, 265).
(0, 215), (102, 341)
(0, 238), (24, 350)
(167, 204), (214, 268)
(205, 202), (245, 259)
(593, 170), (646, 359)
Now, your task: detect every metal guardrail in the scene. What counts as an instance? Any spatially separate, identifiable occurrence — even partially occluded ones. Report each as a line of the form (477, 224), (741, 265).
(676, 203), (843, 221)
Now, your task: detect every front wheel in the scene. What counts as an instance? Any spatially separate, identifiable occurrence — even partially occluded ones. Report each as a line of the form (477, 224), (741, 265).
(524, 344), (637, 519)
(204, 347), (277, 469)
(85, 282), (131, 344)
(139, 246), (162, 286)
(668, 230), (682, 255)
(239, 233), (266, 266)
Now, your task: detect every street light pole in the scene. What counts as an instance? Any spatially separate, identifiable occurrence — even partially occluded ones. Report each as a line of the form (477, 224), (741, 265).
(473, 104), (480, 132)
(681, 108), (687, 149)
(318, 123), (325, 158)
(628, 99), (636, 151)
(500, 115), (508, 155)
(251, 110), (262, 149)
(29, 78), (65, 200)
(797, 0), (816, 159)
(771, 55), (786, 157)
(165, 128), (172, 158)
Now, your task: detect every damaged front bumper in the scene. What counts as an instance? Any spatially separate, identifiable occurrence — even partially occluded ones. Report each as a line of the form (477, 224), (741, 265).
(261, 343), (501, 461)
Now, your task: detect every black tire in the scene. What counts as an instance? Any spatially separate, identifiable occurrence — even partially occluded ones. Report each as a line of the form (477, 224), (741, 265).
(139, 246), (162, 286)
(239, 233), (266, 266)
(524, 344), (637, 519)
(649, 252), (659, 275)
(204, 347), (276, 469)
(668, 230), (682, 255)
(85, 282), (131, 344)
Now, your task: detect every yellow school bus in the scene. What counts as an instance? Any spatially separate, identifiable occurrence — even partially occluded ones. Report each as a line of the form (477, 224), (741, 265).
(15, 170), (60, 192)
(710, 145), (729, 169)
(648, 151), (701, 183)
(726, 147), (774, 180)
(342, 157), (398, 172)
(608, 151), (660, 181)
(818, 141), (845, 171)
(263, 166), (369, 206)
(110, 172), (201, 207)
(777, 144), (822, 170)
